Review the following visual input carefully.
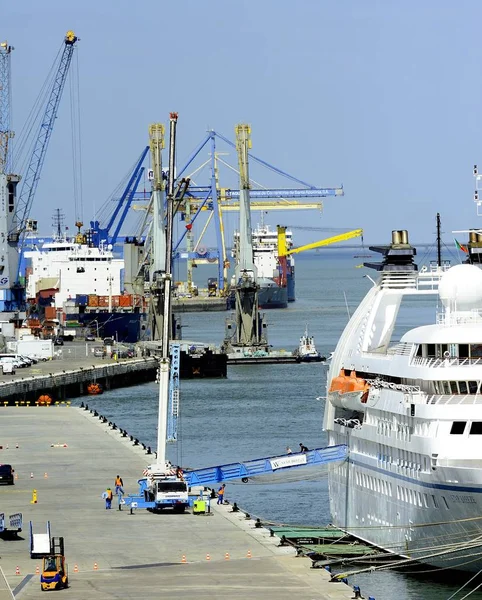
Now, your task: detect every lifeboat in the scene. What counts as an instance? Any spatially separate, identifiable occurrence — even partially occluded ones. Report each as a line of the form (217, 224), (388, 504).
(328, 370), (370, 410)
(38, 394), (53, 406)
(87, 383), (103, 395)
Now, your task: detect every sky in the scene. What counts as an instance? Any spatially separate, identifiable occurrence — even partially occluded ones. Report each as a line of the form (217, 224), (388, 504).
(4, 1), (482, 249)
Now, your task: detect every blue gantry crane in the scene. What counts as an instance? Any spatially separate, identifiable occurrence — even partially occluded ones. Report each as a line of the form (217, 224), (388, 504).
(0, 31), (78, 311)
(88, 146), (149, 247)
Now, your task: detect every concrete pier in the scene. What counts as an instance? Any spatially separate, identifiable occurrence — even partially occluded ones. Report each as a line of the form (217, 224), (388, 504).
(0, 406), (354, 599)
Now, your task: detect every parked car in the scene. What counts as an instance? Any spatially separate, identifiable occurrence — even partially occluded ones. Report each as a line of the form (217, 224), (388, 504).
(93, 347), (104, 358)
(53, 337), (64, 346)
(0, 359), (15, 375)
(85, 334), (95, 342)
(103, 338), (114, 346)
(0, 464), (15, 485)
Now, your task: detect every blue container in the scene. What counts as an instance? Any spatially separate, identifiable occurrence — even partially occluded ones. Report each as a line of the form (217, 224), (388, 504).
(76, 294), (88, 306)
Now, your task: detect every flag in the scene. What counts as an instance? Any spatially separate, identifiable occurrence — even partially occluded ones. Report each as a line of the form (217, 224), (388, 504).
(454, 238), (468, 253)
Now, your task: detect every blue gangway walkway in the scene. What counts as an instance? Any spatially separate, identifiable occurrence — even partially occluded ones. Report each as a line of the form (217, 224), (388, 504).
(183, 444), (348, 486)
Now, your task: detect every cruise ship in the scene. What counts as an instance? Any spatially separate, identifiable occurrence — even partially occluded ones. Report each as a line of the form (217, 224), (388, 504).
(230, 224), (295, 308)
(324, 229), (482, 571)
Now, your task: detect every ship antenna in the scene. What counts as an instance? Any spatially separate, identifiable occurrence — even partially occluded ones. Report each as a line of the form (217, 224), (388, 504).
(436, 212), (442, 267)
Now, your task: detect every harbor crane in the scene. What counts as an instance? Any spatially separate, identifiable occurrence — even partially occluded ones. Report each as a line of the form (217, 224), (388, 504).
(223, 125), (268, 353)
(0, 31), (78, 311)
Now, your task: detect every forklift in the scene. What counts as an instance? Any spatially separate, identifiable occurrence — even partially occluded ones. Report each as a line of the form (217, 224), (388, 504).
(40, 537), (69, 591)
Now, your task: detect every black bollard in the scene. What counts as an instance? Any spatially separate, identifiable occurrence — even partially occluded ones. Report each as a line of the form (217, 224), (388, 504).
(147, 446), (152, 454)
(231, 502), (239, 512)
(254, 518), (262, 528)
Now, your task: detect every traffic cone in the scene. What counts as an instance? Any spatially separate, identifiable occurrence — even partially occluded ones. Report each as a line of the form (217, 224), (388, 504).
(246, 550), (252, 559)
(44, 472), (48, 479)
(30, 472), (33, 479)
(224, 552), (230, 560)
(15, 566), (20, 576)
(93, 562), (98, 571)
(15, 443), (18, 449)
(35, 565), (40, 575)
(206, 553), (211, 561)
(181, 555), (186, 563)
(74, 564), (78, 573)
(14, 472), (18, 480)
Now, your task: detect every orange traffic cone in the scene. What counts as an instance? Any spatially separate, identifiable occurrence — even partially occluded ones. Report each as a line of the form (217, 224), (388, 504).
(224, 552), (230, 560)
(74, 564), (79, 573)
(15, 566), (20, 576)
(206, 553), (211, 561)
(246, 550), (252, 559)
(93, 562), (98, 571)
(14, 472), (18, 480)
(181, 555), (187, 563)
(35, 565), (40, 575)
(44, 472), (48, 479)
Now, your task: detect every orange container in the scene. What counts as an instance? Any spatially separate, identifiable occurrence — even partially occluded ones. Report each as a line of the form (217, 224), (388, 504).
(98, 296), (109, 307)
(111, 295), (120, 307)
(45, 306), (56, 320)
(88, 295), (99, 307)
(119, 295), (132, 307)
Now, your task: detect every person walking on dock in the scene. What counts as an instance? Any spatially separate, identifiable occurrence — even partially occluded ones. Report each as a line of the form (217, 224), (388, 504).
(299, 443), (309, 453)
(217, 484), (226, 505)
(102, 487), (113, 509)
(115, 475), (124, 496)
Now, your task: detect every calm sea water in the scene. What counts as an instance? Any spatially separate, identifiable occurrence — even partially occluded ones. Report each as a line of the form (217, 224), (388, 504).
(74, 250), (482, 600)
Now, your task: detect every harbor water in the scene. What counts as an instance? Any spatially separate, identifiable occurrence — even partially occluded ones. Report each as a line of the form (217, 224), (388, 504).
(76, 249), (482, 600)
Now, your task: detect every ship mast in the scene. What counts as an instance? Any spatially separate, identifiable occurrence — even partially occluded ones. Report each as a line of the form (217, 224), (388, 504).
(436, 212), (442, 267)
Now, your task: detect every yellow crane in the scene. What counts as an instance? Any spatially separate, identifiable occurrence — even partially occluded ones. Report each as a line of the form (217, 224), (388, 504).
(277, 227), (364, 257)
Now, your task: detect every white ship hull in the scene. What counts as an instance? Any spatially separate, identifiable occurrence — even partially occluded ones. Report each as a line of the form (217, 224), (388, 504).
(329, 431), (482, 571)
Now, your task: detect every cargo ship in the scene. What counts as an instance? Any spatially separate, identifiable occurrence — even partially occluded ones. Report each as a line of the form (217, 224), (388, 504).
(229, 224), (295, 309)
(24, 233), (148, 343)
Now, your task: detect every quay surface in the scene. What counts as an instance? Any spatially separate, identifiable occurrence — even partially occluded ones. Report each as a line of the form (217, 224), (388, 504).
(0, 406), (354, 599)
(0, 355), (156, 405)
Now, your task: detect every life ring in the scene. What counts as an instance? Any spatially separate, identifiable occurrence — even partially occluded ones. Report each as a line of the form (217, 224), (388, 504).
(38, 394), (52, 406)
(87, 382), (103, 395)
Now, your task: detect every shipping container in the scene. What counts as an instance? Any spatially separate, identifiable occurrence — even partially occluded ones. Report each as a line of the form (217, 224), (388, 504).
(119, 295), (132, 307)
(98, 296), (109, 307)
(88, 295), (99, 307)
(76, 294), (88, 306)
(45, 306), (57, 320)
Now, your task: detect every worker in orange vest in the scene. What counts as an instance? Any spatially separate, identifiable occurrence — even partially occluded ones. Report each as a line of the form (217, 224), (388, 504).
(114, 475), (124, 496)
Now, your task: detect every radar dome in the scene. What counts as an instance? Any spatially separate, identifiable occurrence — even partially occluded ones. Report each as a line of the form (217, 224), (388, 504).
(439, 264), (482, 310)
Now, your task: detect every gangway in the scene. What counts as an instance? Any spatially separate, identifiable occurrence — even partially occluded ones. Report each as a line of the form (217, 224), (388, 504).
(30, 520), (51, 559)
(183, 444), (348, 487)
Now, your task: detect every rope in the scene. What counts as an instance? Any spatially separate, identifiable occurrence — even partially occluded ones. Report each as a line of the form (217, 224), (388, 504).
(445, 569), (482, 600)
(459, 582), (482, 599)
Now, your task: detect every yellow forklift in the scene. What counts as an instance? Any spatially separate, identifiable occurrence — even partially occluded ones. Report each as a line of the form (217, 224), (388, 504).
(40, 537), (69, 591)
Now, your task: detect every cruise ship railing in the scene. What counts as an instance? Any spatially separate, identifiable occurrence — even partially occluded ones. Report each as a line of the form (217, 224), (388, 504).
(411, 356), (482, 368)
(428, 394), (482, 405)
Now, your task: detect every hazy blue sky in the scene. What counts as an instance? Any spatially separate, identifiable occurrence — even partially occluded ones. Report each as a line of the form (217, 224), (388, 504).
(5, 1), (482, 248)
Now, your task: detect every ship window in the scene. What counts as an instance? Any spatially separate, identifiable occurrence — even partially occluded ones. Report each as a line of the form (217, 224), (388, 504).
(427, 344), (436, 357)
(470, 344), (482, 358)
(450, 381), (458, 394)
(459, 381), (468, 394)
(450, 422), (466, 435)
(416, 345), (422, 357)
(470, 422), (482, 435)
(442, 381), (451, 394)
(459, 344), (469, 359)
(468, 381), (478, 394)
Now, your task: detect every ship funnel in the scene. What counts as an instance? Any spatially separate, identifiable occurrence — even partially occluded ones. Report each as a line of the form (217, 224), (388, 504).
(391, 230), (409, 245)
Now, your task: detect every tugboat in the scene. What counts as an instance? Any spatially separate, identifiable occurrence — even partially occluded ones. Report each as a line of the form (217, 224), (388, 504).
(294, 326), (325, 363)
